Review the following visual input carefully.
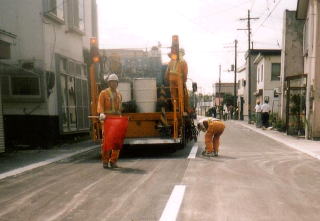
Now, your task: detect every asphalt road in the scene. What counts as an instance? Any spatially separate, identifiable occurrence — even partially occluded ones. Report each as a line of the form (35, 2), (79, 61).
(0, 121), (320, 221)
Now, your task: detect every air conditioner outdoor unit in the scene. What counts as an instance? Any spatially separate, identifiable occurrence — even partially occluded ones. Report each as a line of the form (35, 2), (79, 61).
(274, 87), (281, 94)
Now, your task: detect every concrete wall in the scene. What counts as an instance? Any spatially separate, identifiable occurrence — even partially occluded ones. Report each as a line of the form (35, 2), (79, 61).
(304, 0), (320, 139)
(0, 0), (45, 64)
(237, 68), (246, 97)
(0, 84), (4, 152)
(256, 55), (281, 114)
(280, 10), (304, 121)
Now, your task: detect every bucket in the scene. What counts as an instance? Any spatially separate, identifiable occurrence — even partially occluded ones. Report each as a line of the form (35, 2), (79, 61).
(103, 116), (129, 151)
(133, 78), (157, 113)
(118, 82), (131, 102)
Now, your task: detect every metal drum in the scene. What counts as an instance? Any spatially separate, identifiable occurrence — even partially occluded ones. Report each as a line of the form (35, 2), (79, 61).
(133, 78), (157, 113)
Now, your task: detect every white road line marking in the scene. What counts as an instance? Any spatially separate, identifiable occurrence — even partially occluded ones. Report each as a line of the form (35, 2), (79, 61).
(0, 145), (99, 180)
(188, 145), (198, 159)
(159, 185), (186, 221)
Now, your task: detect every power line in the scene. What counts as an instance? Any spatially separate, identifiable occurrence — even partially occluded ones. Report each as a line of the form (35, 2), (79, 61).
(252, 0), (283, 35)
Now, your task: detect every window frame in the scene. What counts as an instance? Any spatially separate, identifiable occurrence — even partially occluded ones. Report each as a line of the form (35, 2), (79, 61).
(56, 54), (89, 133)
(67, 0), (85, 34)
(1, 73), (44, 102)
(271, 63), (281, 81)
(43, 0), (65, 24)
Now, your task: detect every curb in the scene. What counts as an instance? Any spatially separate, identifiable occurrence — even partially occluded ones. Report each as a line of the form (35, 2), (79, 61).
(235, 121), (320, 161)
(0, 145), (99, 181)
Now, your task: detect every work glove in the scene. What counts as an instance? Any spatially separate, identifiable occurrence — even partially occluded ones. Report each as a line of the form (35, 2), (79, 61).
(99, 113), (106, 121)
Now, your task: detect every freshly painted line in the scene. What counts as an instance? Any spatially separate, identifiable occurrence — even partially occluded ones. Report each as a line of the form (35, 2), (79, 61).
(0, 145), (99, 180)
(159, 185), (186, 221)
(188, 145), (198, 159)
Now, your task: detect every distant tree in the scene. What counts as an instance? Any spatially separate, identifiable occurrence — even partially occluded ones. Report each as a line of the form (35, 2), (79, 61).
(222, 93), (235, 106)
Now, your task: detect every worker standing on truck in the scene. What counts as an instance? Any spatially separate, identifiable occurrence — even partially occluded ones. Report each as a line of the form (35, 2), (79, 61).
(165, 48), (189, 113)
(197, 118), (225, 157)
(97, 73), (122, 169)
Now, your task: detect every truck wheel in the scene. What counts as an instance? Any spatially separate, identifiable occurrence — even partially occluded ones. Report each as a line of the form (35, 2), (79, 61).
(177, 126), (187, 149)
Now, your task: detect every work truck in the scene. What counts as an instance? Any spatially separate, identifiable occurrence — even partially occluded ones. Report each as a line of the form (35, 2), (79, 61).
(89, 35), (197, 148)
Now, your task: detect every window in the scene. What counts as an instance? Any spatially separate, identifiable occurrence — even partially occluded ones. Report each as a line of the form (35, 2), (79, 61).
(0, 40), (11, 59)
(271, 63), (281, 81)
(1, 76), (9, 95)
(57, 56), (89, 132)
(44, 0), (64, 21)
(11, 77), (40, 95)
(68, 0), (85, 32)
(261, 64), (264, 82)
(1, 74), (42, 101)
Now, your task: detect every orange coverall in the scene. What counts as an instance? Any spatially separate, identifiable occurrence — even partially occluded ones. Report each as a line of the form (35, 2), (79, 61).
(97, 88), (122, 165)
(205, 120), (225, 154)
(165, 59), (189, 111)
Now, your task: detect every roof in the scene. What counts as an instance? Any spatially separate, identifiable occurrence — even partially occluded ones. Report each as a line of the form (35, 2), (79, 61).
(245, 49), (281, 58)
(253, 50), (281, 64)
(296, 0), (309, 19)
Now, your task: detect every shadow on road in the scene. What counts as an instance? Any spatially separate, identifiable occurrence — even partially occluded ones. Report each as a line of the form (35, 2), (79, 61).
(108, 167), (147, 174)
(198, 154), (237, 162)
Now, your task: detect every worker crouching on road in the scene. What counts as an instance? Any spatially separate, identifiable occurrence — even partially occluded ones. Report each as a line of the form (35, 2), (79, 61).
(197, 118), (225, 157)
(97, 73), (123, 169)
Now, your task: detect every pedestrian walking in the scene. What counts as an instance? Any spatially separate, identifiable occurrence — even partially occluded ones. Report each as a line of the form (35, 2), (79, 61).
(255, 101), (262, 128)
(223, 105), (229, 120)
(197, 118), (225, 157)
(261, 99), (271, 129)
(97, 73), (124, 169)
(212, 106), (217, 118)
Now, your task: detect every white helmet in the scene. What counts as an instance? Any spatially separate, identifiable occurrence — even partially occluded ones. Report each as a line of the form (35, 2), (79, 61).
(197, 119), (207, 132)
(107, 73), (119, 82)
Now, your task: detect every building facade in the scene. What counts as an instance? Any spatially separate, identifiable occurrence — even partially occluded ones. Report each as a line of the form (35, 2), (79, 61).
(280, 10), (305, 136)
(253, 50), (281, 114)
(100, 47), (162, 84)
(237, 66), (246, 120)
(212, 82), (236, 106)
(296, 0), (320, 139)
(0, 0), (98, 147)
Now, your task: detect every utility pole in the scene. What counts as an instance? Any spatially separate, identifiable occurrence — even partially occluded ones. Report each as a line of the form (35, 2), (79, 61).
(238, 10), (259, 123)
(218, 64), (221, 119)
(234, 39), (238, 115)
(218, 64), (221, 106)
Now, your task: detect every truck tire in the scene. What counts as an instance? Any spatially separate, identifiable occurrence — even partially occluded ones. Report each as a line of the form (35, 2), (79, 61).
(177, 125), (187, 149)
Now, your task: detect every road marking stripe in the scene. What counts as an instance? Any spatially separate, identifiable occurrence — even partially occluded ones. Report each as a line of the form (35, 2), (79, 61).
(159, 185), (186, 221)
(0, 145), (99, 180)
(188, 145), (198, 159)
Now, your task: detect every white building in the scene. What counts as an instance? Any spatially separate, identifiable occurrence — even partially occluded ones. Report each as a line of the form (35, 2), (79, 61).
(296, 0), (320, 139)
(237, 66), (246, 120)
(0, 0), (98, 148)
(253, 50), (281, 114)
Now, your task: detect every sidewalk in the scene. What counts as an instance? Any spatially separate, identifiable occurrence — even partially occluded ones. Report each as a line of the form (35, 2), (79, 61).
(235, 120), (320, 160)
(0, 140), (99, 180)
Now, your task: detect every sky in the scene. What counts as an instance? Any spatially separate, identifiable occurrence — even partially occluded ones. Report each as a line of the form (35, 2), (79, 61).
(96, 0), (298, 94)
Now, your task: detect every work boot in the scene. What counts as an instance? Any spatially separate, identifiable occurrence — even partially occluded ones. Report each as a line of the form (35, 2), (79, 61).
(109, 162), (119, 168)
(201, 150), (213, 157)
(103, 163), (109, 169)
(214, 151), (219, 157)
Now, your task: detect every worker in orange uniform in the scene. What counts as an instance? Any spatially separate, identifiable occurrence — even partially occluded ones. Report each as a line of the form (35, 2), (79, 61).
(165, 48), (189, 113)
(97, 73), (122, 169)
(197, 118), (225, 157)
